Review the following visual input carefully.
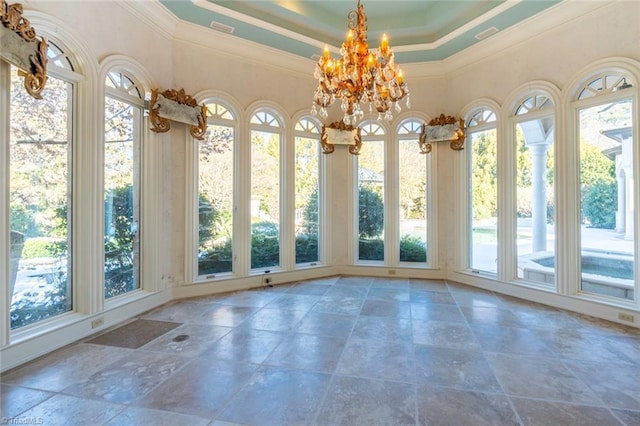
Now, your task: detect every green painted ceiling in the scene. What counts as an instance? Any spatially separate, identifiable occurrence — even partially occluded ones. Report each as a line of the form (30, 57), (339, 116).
(159, 0), (560, 63)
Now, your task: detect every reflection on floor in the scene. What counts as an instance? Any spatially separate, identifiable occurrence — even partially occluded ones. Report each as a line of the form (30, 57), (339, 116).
(2, 276), (640, 425)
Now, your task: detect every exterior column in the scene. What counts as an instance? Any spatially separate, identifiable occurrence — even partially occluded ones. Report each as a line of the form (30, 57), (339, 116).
(530, 143), (549, 252)
(616, 169), (625, 234)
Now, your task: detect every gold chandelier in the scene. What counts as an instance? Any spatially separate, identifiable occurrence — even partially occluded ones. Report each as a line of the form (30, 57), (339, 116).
(311, 0), (410, 125)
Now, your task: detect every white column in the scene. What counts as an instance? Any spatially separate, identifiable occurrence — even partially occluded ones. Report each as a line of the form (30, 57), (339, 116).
(530, 143), (549, 252)
(616, 169), (625, 234)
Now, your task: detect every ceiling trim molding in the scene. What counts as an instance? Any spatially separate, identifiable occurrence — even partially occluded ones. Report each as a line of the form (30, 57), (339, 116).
(393, 0), (522, 53)
(192, 0), (330, 52)
(118, 0), (178, 41)
(117, 0), (618, 81)
(173, 21), (315, 78)
(193, 0), (524, 55)
(435, 0), (615, 76)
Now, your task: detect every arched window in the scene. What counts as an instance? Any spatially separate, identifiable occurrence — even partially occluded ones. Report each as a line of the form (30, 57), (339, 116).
(250, 108), (283, 269)
(466, 107), (498, 274)
(511, 93), (555, 287)
(7, 40), (79, 328)
(574, 71), (636, 301)
(197, 100), (236, 277)
(104, 70), (145, 298)
(357, 121), (386, 262)
(294, 117), (321, 265)
(397, 119), (428, 264)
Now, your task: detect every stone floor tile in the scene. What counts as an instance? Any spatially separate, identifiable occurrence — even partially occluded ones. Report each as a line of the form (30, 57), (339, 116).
(360, 300), (411, 318)
(564, 359), (640, 410)
(415, 386), (519, 426)
(240, 308), (308, 332)
(217, 367), (331, 425)
(471, 324), (554, 356)
(367, 286), (410, 302)
(0, 383), (54, 419)
(294, 311), (357, 339)
(141, 301), (212, 323)
(313, 296), (364, 316)
(135, 358), (257, 418)
(413, 345), (502, 392)
(263, 293), (320, 312)
(264, 333), (346, 373)
(17, 394), (124, 426)
(316, 375), (417, 425)
(105, 406), (211, 426)
(350, 316), (412, 342)
(410, 303), (465, 323)
(201, 327), (287, 364)
(1, 343), (134, 392)
(196, 304), (259, 327)
(486, 353), (601, 405)
(412, 319), (481, 350)
(511, 397), (623, 426)
(139, 323), (232, 357)
(336, 338), (415, 383)
(410, 290), (456, 305)
(62, 351), (188, 404)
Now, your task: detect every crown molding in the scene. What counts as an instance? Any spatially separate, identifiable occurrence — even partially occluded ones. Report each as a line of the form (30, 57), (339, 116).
(115, 0), (617, 81)
(117, 0), (178, 41)
(173, 20), (315, 78)
(441, 0), (615, 76)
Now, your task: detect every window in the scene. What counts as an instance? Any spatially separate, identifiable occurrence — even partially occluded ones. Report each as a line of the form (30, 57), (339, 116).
(250, 109), (282, 269)
(104, 71), (144, 298)
(512, 94), (555, 287)
(467, 108), (498, 274)
(576, 73), (635, 301)
(197, 101), (235, 276)
(397, 119), (427, 263)
(8, 42), (76, 329)
(294, 118), (321, 265)
(357, 121), (385, 262)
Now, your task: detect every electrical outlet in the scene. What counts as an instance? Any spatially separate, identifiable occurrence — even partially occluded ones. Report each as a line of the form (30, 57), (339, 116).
(262, 276), (272, 286)
(91, 317), (104, 329)
(618, 312), (635, 323)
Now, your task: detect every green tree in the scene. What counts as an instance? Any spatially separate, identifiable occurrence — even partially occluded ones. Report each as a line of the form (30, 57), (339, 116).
(359, 185), (384, 239)
(583, 180), (617, 229)
(471, 130), (498, 219)
(580, 141), (616, 225)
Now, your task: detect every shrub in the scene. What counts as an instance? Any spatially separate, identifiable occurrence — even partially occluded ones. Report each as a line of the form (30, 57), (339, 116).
(359, 186), (383, 239)
(251, 221), (280, 269)
(582, 179), (617, 229)
(400, 234), (426, 262)
(21, 237), (65, 259)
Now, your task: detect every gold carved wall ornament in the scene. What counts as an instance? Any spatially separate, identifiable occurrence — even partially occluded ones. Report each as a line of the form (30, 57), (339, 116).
(0, 0), (48, 99)
(320, 121), (363, 155)
(148, 88), (207, 140)
(418, 114), (466, 154)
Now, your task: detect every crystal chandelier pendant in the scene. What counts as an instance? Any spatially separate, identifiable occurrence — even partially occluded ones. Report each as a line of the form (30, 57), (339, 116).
(311, 0), (409, 126)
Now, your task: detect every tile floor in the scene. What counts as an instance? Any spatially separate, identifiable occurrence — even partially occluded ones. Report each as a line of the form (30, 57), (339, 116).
(2, 276), (640, 425)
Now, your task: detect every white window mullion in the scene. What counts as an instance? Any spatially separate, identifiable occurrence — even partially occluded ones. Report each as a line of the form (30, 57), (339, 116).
(1, 61), (10, 346)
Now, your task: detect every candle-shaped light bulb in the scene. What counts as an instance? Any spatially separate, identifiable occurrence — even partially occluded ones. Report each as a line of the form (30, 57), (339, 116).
(323, 45), (330, 59)
(397, 70), (403, 85)
(347, 30), (354, 41)
(326, 58), (334, 73)
(367, 53), (374, 68)
(381, 33), (388, 50)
